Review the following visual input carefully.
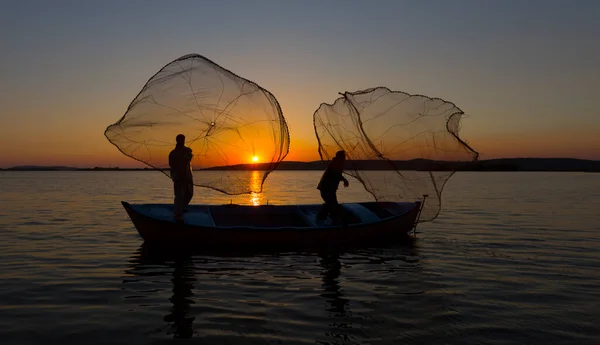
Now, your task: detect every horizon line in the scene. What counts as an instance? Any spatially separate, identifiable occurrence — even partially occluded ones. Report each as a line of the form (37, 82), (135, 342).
(2, 156), (599, 171)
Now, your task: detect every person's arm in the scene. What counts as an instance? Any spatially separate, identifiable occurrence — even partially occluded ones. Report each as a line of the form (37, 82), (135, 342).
(341, 175), (349, 187)
(185, 147), (193, 162)
(335, 170), (349, 187)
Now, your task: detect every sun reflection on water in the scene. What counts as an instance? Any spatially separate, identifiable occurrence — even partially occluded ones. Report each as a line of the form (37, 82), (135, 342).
(250, 170), (262, 206)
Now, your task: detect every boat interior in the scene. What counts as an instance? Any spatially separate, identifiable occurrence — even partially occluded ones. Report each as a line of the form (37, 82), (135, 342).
(128, 201), (418, 228)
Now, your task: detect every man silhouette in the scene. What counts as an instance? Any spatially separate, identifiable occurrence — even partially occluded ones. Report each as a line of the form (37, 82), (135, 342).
(316, 150), (349, 224)
(169, 134), (194, 221)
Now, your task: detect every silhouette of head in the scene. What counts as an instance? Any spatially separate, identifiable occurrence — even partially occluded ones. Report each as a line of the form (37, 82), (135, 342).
(176, 134), (185, 145)
(335, 150), (346, 160)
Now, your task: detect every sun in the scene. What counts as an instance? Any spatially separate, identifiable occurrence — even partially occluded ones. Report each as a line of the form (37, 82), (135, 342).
(252, 156), (259, 163)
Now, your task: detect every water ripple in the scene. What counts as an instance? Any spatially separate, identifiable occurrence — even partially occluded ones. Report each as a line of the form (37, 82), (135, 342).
(1, 171), (599, 344)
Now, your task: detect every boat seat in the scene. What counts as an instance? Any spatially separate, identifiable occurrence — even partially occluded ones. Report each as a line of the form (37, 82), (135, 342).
(185, 208), (216, 227)
(341, 203), (381, 223)
(296, 203), (382, 227)
(296, 205), (319, 227)
(132, 204), (216, 227)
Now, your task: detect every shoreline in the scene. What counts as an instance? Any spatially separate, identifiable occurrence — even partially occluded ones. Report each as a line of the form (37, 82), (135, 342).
(2, 157), (599, 173)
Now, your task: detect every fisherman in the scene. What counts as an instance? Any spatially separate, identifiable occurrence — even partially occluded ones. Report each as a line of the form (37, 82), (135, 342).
(169, 134), (194, 221)
(316, 150), (349, 224)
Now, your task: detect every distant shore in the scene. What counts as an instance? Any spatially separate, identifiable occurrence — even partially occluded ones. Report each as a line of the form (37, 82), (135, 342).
(1, 158), (599, 172)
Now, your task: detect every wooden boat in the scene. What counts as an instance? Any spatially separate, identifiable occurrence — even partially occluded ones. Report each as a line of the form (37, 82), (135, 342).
(121, 200), (424, 248)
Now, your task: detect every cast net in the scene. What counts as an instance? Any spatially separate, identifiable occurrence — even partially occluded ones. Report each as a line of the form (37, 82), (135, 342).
(105, 54), (290, 195)
(313, 87), (479, 222)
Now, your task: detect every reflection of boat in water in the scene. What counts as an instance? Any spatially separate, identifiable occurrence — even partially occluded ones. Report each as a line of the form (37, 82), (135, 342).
(122, 238), (419, 341)
(319, 250), (357, 344)
(163, 256), (195, 338)
(320, 251), (349, 317)
(316, 237), (419, 344)
(121, 200), (423, 248)
(124, 245), (196, 339)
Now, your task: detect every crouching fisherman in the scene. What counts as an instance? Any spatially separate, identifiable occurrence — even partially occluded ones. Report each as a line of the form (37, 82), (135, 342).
(316, 150), (349, 225)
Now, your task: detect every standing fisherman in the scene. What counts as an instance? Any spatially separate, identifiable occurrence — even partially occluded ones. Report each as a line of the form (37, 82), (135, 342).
(169, 134), (194, 222)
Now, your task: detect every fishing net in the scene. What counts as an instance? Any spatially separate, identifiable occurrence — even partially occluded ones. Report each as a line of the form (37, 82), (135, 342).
(105, 54), (290, 195)
(313, 87), (479, 222)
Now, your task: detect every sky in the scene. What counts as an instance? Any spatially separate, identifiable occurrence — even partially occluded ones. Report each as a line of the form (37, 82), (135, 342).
(0, 0), (598, 168)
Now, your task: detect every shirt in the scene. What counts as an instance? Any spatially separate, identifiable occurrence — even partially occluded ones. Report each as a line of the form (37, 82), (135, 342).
(317, 157), (345, 191)
(169, 145), (193, 182)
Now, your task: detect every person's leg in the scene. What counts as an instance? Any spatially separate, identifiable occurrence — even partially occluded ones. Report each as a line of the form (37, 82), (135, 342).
(173, 181), (185, 219)
(183, 182), (194, 212)
(316, 189), (331, 220)
(320, 189), (340, 220)
(328, 191), (344, 224)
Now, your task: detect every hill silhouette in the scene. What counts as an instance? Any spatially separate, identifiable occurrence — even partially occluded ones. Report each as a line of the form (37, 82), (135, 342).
(2, 158), (599, 172)
(200, 158), (600, 172)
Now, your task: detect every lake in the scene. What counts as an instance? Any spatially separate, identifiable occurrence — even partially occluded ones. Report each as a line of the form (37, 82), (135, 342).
(0, 170), (599, 344)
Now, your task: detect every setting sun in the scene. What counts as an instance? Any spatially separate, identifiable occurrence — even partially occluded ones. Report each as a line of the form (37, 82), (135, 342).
(252, 156), (259, 163)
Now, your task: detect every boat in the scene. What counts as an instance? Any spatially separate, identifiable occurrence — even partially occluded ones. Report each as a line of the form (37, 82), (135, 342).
(121, 200), (424, 249)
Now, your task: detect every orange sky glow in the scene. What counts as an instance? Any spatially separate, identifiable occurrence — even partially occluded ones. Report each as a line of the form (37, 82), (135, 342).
(1, 2), (598, 168)
(1, 129), (598, 169)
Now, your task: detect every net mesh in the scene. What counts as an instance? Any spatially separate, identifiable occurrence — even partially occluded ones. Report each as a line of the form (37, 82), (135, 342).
(105, 54), (290, 195)
(313, 87), (479, 222)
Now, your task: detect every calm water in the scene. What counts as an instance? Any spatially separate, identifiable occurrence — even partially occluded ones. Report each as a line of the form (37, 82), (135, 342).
(0, 171), (599, 344)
